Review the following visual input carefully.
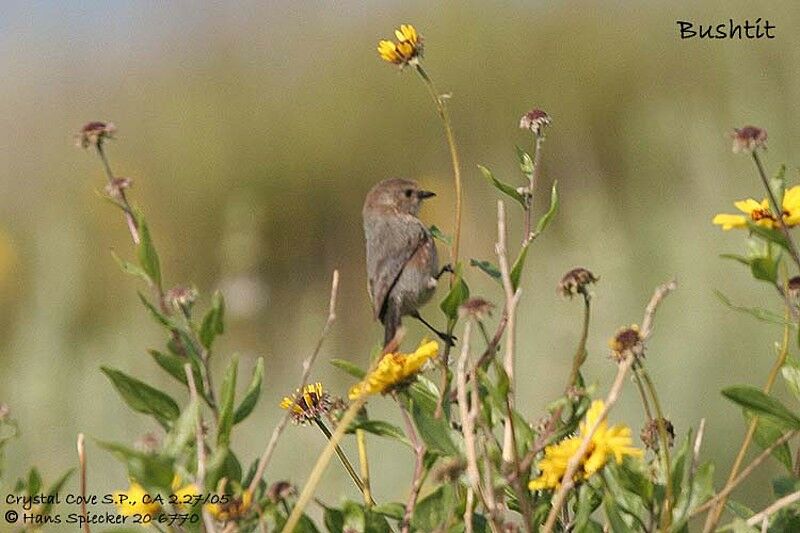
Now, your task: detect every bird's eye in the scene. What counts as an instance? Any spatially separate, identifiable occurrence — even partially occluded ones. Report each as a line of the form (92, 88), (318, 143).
(405, 189), (413, 198)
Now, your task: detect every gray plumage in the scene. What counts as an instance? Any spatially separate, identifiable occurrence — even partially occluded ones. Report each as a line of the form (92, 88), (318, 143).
(363, 178), (439, 345)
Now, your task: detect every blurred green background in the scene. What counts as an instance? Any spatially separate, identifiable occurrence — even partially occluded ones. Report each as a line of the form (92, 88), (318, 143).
(2, 0), (800, 528)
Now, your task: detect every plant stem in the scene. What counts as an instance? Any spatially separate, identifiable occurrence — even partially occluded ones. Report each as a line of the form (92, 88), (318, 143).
(314, 419), (373, 502)
(398, 401), (426, 533)
(523, 134), (544, 244)
(415, 64), (462, 268)
(95, 143), (140, 244)
(565, 294), (591, 391)
(635, 362), (673, 530)
(356, 428), (373, 508)
(703, 300), (792, 531)
(281, 395), (367, 533)
(752, 151), (800, 271)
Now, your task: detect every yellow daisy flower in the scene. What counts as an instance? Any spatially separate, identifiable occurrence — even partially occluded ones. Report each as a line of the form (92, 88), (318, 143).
(377, 24), (423, 66)
(171, 475), (200, 509)
(529, 400), (642, 491)
(712, 186), (800, 230)
(348, 340), (439, 400)
(114, 482), (161, 517)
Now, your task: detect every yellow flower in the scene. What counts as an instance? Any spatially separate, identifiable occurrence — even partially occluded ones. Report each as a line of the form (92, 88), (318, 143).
(280, 382), (331, 424)
(529, 400), (642, 491)
(114, 482), (161, 517)
(348, 340), (439, 400)
(713, 186), (800, 230)
(171, 475), (200, 509)
(205, 490), (253, 522)
(377, 24), (423, 66)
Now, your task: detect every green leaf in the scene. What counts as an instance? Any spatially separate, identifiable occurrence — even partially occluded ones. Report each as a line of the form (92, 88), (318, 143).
(217, 356), (238, 446)
(477, 165), (526, 208)
(40, 468), (75, 515)
(410, 399), (459, 456)
(750, 255), (780, 284)
(714, 290), (792, 327)
(747, 412), (793, 472)
(719, 253), (751, 266)
(412, 485), (454, 531)
(27, 468), (42, 495)
(136, 216), (162, 290)
(603, 497), (634, 533)
(200, 291), (225, 349)
(234, 357), (263, 424)
(469, 258), (501, 282)
(372, 502), (405, 520)
(535, 180), (559, 233)
(111, 251), (152, 285)
(429, 225), (452, 245)
(510, 242), (529, 290)
(101, 367), (180, 428)
(162, 398), (198, 457)
(747, 221), (791, 251)
(574, 483), (602, 532)
(515, 146), (534, 175)
(324, 507), (344, 533)
(206, 447), (242, 488)
(782, 357), (800, 402)
(147, 349), (205, 397)
(330, 359), (366, 379)
(440, 263), (470, 320)
(347, 420), (411, 447)
(138, 292), (173, 328)
(722, 385), (800, 429)
(96, 440), (174, 490)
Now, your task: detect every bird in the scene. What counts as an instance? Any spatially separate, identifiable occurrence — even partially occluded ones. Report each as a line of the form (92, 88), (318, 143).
(363, 178), (453, 346)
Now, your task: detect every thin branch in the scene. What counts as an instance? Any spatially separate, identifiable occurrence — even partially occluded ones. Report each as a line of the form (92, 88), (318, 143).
(496, 200), (522, 465)
(248, 270), (339, 495)
(185, 364), (216, 533)
(692, 429), (797, 517)
(745, 489), (800, 528)
(457, 322), (482, 494)
(541, 280), (677, 532)
(399, 402), (427, 533)
(77, 433), (90, 533)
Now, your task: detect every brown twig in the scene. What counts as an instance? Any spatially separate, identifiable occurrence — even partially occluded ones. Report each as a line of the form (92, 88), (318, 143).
(185, 364), (216, 533)
(399, 401), (427, 533)
(541, 280), (677, 532)
(745, 489), (800, 528)
(95, 143), (140, 244)
(76, 433), (90, 533)
(692, 429), (797, 517)
(496, 200), (522, 465)
(248, 270), (339, 495)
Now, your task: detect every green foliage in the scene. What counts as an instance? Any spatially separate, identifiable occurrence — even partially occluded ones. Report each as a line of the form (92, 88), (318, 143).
(440, 262), (470, 319)
(477, 164), (526, 207)
(722, 385), (800, 429)
(101, 366), (180, 428)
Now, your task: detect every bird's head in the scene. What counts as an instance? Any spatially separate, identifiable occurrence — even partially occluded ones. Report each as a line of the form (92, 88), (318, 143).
(364, 178), (436, 216)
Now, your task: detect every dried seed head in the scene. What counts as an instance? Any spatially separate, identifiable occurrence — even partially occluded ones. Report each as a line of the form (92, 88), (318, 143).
(609, 324), (644, 362)
(557, 267), (598, 299)
(267, 481), (296, 503)
(519, 108), (552, 135)
(458, 297), (495, 320)
(104, 177), (132, 200)
(640, 418), (675, 452)
(165, 286), (198, 313)
(76, 121), (116, 149)
(731, 126), (767, 153)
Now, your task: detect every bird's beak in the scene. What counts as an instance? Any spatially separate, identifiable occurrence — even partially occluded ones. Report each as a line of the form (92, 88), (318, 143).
(417, 190), (436, 200)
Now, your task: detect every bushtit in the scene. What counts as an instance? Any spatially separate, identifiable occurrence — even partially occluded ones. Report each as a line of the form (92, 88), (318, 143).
(363, 178), (452, 346)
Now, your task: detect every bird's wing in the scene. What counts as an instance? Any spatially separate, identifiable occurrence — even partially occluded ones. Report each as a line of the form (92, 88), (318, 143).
(365, 214), (427, 321)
